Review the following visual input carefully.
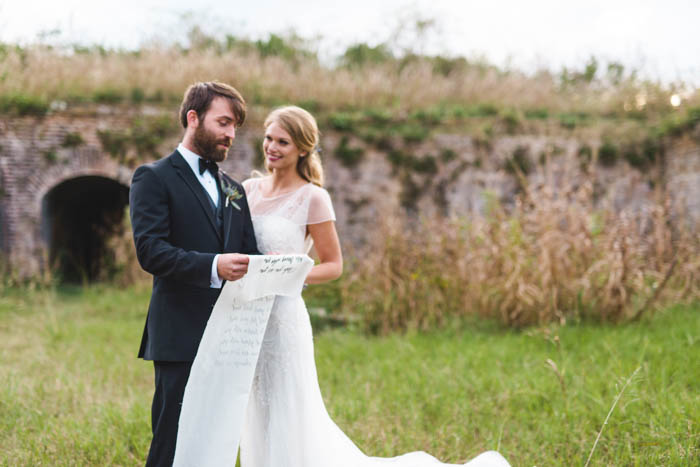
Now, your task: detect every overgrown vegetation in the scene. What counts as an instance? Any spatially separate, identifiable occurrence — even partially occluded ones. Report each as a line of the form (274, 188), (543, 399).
(97, 115), (179, 166)
(319, 157), (700, 332)
(334, 136), (365, 168)
(2, 25), (699, 329)
(503, 145), (533, 175)
(0, 27), (696, 125)
(61, 132), (84, 147)
(0, 92), (49, 116)
(2, 29), (698, 195)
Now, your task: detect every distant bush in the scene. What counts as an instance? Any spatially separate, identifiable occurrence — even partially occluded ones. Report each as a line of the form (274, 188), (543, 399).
(412, 154), (438, 174)
(334, 136), (365, 168)
(327, 112), (360, 131)
(619, 138), (661, 170)
(97, 129), (129, 159)
(577, 144), (593, 170)
(130, 87), (146, 103)
(61, 132), (84, 148)
(558, 112), (590, 130)
(341, 43), (393, 67)
(396, 123), (430, 143)
(130, 116), (177, 157)
(439, 148), (457, 163)
(410, 106), (446, 126)
(97, 115), (179, 164)
(254, 34), (312, 62)
(93, 88), (124, 104)
(525, 108), (549, 120)
(387, 149), (437, 175)
(43, 149), (57, 163)
(362, 108), (393, 126)
(431, 55), (468, 76)
(500, 108), (522, 134)
(657, 106), (700, 138)
(387, 149), (409, 167)
(357, 127), (382, 145)
(460, 103), (500, 118)
(598, 141), (619, 167)
(295, 99), (321, 113)
(0, 93), (49, 116)
(560, 56), (599, 86)
(504, 146), (533, 175)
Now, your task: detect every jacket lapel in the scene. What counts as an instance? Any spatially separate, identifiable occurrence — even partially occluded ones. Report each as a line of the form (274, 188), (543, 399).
(169, 151), (223, 243)
(220, 173), (233, 250)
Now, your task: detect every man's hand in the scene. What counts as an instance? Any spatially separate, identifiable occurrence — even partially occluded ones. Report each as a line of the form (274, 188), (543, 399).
(217, 253), (250, 282)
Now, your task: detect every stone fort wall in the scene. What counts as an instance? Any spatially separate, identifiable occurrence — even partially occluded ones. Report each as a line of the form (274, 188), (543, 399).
(1, 106), (698, 278)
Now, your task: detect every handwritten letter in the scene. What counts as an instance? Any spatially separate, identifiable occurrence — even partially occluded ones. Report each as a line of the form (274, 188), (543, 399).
(174, 254), (314, 467)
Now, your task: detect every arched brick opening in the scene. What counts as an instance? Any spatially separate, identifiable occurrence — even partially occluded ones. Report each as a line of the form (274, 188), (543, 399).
(41, 175), (129, 282)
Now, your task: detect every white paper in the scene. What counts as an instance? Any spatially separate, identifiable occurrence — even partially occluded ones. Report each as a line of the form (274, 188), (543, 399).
(173, 254), (314, 467)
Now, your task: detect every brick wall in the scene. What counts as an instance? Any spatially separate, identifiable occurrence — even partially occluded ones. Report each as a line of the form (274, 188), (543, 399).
(1, 107), (698, 278)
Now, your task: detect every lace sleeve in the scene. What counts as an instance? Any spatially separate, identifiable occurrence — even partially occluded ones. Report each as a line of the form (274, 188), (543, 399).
(307, 186), (336, 224)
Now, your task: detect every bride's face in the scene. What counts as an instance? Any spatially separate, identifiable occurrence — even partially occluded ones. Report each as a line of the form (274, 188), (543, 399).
(263, 121), (305, 171)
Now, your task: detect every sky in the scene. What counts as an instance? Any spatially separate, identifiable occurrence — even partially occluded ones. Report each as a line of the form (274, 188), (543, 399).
(1, 0), (699, 84)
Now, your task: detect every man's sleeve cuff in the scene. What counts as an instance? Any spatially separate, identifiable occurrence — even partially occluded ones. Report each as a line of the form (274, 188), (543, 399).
(210, 254), (223, 288)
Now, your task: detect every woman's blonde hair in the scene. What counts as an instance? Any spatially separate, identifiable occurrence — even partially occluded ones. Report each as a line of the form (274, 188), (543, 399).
(263, 106), (324, 187)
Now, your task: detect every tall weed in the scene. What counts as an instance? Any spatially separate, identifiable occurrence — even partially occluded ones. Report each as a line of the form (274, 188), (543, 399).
(1, 44), (694, 119)
(338, 162), (699, 332)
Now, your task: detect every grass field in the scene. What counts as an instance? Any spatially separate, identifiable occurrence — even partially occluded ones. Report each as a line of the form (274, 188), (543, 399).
(0, 284), (697, 465)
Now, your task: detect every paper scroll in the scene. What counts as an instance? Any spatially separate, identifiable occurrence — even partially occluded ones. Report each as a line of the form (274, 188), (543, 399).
(173, 254), (314, 466)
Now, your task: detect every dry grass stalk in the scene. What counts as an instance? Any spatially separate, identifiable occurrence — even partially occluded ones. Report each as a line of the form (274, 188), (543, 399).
(340, 163), (699, 332)
(545, 358), (566, 395)
(584, 366), (642, 467)
(1, 45), (694, 116)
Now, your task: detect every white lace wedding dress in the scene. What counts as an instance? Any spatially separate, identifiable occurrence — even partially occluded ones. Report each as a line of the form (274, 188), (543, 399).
(239, 177), (509, 467)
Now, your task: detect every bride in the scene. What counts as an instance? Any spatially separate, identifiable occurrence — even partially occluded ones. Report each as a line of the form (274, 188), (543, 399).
(240, 106), (509, 467)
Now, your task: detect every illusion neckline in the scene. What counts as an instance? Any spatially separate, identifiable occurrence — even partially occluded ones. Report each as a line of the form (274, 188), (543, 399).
(257, 177), (311, 200)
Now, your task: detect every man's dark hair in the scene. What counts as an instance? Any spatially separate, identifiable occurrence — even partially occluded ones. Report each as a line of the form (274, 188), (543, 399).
(179, 81), (246, 129)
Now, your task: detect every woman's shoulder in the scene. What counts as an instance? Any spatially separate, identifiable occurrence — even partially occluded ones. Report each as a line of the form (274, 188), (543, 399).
(305, 183), (336, 223)
(304, 183), (331, 197)
(301, 183), (334, 205)
(242, 173), (267, 193)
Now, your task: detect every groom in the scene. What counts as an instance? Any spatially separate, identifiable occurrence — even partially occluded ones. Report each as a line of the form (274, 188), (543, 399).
(129, 81), (260, 466)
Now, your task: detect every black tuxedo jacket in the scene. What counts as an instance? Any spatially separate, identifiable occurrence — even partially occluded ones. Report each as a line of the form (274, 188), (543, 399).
(129, 150), (260, 362)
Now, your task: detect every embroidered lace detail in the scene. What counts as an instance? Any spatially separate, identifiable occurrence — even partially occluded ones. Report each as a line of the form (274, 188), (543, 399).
(252, 216), (306, 255)
(246, 198), (311, 410)
(243, 177), (336, 254)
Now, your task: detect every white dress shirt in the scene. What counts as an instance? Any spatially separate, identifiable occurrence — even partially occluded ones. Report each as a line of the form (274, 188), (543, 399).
(177, 143), (223, 288)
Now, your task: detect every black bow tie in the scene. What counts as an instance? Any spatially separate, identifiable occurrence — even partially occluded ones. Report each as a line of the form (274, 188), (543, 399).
(198, 158), (219, 176)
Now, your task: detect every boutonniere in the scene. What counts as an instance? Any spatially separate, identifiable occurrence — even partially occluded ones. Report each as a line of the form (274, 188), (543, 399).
(219, 175), (243, 210)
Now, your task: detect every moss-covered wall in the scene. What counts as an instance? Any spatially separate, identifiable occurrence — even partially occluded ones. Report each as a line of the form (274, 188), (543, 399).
(1, 104), (698, 278)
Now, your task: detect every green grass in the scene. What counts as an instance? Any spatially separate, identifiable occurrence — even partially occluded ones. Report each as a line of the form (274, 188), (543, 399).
(0, 285), (698, 465)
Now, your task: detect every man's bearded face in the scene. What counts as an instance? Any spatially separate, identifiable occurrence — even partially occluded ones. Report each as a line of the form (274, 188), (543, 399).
(193, 116), (232, 162)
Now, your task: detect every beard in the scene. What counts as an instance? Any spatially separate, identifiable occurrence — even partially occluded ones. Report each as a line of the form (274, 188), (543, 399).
(192, 124), (232, 162)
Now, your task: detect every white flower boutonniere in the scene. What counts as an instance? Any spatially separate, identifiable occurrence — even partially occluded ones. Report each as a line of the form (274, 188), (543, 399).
(219, 176), (243, 210)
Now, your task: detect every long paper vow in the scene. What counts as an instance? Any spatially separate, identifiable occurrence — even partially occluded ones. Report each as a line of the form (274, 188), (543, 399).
(173, 254), (314, 466)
